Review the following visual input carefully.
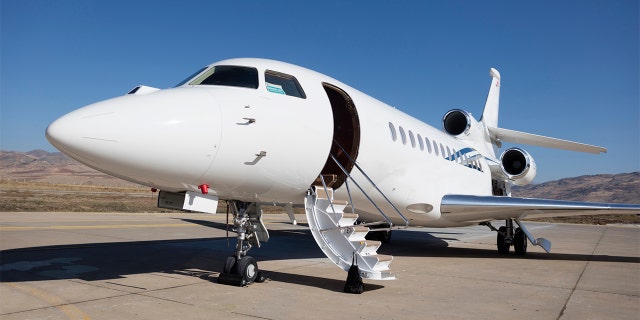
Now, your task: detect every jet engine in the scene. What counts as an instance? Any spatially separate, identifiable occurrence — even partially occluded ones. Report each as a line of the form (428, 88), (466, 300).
(500, 147), (537, 185)
(443, 109), (488, 143)
(443, 109), (474, 137)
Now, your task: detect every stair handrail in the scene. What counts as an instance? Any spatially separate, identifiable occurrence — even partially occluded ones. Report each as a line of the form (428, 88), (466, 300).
(318, 174), (338, 219)
(328, 154), (408, 228)
(328, 154), (393, 226)
(332, 140), (410, 227)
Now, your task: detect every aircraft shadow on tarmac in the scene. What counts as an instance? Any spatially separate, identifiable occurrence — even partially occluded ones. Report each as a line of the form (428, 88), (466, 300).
(179, 218), (640, 263)
(1, 219), (637, 292)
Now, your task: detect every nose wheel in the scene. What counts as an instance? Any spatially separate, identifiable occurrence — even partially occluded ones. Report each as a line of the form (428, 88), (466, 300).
(221, 255), (265, 285)
(218, 201), (268, 287)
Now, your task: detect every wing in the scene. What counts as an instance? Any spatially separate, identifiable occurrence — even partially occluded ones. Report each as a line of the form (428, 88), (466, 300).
(440, 195), (640, 223)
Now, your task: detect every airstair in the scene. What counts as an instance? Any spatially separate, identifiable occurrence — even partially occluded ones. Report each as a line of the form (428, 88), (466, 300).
(304, 144), (409, 280)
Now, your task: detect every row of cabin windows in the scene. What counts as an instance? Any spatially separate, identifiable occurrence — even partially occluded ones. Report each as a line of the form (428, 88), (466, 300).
(185, 65), (306, 99)
(388, 122), (483, 170)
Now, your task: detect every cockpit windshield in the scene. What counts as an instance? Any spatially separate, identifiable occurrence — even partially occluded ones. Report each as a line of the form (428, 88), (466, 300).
(188, 65), (259, 89)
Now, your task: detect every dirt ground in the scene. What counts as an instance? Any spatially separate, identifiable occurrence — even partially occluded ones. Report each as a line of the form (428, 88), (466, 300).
(1, 180), (638, 224)
(0, 180), (299, 215)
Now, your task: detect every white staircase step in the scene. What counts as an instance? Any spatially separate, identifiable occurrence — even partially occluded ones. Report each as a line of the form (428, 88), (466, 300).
(362, 271), (396, 280)
(356, 240), (381, 256)
(329, 200), (348, 213)
(363, 254), (393, 271)
(346, 226), (369, 241)
(338, 213), (358, 226)
(304, 186), (394, 280)
(316, 188), (333, 200)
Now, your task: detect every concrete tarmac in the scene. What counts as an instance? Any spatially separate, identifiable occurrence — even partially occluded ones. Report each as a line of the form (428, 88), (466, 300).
(1, 212), (638, 320)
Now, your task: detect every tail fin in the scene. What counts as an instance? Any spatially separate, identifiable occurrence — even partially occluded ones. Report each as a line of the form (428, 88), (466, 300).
(479, 68), (606, 154)
(480, 68), (501, 128)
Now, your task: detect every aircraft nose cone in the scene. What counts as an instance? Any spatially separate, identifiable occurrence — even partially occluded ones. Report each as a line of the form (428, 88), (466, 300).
(45, 113), (88, 159)
(45, 89), (222, 189)
(45, 105), (117, 165)
(45, 116), (65, 151)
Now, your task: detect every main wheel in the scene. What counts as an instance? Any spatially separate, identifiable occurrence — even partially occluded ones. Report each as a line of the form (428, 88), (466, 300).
(514, 227), (527, 255)
(236, 256), (259, 283)
(497, 226), (510, 254)
(365, 224), (392, 243)
(379, 230), (392, 243)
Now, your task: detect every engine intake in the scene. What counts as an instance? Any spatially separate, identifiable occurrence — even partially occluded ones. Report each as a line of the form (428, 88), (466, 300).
(443, 109), (472, 136)
(500, 148), (537, 185)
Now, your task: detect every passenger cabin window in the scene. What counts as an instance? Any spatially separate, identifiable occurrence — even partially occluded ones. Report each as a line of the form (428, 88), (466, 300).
(265, 70), (306, 98)
(389, 122), (397, 141)
(190, 65), (259, 89)
(409, 130), (416, 148)
(399, 126), (407, 145)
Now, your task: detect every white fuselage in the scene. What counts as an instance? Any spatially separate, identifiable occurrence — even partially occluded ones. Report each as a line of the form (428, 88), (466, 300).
(46, 58), (492, 227)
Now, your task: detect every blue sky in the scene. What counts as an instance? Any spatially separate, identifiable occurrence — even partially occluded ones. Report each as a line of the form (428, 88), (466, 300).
(1, 0), (638, 182)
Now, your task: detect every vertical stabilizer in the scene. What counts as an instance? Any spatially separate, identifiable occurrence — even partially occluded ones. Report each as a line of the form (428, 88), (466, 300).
(481, 68), (501, 128)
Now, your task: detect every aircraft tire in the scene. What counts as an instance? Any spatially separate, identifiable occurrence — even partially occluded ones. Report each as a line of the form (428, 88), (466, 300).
(237, 256), (259, 283)
(497, 226), (510, 254)
(223, 256), (237, 274)
(514, 228), (527, 256)
(379, 230), (392, 243)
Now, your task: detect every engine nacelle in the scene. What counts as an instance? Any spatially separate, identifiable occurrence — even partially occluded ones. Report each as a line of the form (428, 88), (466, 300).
(443, 108), (487, 144)
(443, 109), (473, 137)
(500, 147), (537, 186)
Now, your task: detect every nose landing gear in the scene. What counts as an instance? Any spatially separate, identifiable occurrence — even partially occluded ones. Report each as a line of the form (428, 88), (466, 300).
(217, 201), (268, 286)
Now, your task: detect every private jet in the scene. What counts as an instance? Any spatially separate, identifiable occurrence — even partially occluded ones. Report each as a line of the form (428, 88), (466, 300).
(46, 58), (640, 289)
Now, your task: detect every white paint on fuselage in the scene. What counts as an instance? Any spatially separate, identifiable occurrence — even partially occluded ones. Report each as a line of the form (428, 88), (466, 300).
(328, 84), (492, 227)
(46, 87), (222, 189)
(47, 58), (493, 227)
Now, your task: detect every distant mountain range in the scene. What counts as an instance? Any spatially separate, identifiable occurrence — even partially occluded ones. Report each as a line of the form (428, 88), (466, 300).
(1, 150), (638, 203)
(511, 172), (639, 204)
(0, 150), (137, 186)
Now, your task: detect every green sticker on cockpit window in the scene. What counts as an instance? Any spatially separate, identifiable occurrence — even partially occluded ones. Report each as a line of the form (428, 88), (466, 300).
(266, 82), (285, 95)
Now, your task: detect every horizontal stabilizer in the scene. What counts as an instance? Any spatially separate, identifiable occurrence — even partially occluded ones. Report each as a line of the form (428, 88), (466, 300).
(488, 127), (607, 154)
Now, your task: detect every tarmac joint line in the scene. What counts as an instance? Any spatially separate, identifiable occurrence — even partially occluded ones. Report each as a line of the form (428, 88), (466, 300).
(4, 282), (92, 320)
(555, 226), (608, 320)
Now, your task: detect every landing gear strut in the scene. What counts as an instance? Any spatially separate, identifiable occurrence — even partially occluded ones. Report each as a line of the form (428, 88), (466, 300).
(218, 201), (268, 286)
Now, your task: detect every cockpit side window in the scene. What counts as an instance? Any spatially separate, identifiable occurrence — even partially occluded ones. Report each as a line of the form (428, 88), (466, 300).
(190, 65), (259, 89)
(265, 70), (306, 98)
(174, 67), (207, 87)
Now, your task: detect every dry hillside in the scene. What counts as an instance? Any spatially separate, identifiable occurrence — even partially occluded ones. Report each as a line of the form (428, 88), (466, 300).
(1, 150), (638, 223)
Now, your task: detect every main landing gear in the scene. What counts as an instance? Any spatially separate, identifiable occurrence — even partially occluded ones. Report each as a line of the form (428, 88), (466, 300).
(365, 223), (392, 243)
(481, 219), (527, 255)
(481, 219), (552, 255)
(218, 201), (269, 287)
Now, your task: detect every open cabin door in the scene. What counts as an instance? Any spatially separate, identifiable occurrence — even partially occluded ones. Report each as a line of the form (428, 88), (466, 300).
(305, 83), (403, 281)
(316, 83), (361, 189)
